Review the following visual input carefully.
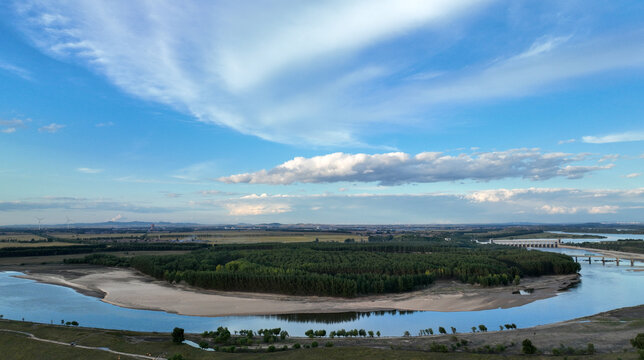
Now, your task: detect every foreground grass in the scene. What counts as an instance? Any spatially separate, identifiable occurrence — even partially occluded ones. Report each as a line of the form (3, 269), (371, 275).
(1, 317), (642, 360)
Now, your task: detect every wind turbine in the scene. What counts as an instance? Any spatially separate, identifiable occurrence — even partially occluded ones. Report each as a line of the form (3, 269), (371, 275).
(35, 217), (44, 231)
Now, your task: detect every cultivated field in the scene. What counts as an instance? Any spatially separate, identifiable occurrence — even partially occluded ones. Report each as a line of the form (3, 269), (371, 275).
(0, 233), (48, 242)
(0, 242), (82, 249)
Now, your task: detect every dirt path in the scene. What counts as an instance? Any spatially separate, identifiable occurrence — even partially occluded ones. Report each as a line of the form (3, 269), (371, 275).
(0, 329), (166, 360)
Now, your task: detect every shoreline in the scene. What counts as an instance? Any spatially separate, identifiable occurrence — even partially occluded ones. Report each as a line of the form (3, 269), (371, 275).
(9, 264), (580, 317)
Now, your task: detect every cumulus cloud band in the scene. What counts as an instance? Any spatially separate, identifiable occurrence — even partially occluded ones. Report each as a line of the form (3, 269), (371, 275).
(219, 149), (611, 185)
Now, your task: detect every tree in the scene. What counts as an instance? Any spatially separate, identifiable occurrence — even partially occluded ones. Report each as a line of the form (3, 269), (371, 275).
(172, 327), (185, 344)
(631, 333), (644, 349)
(438, 327), (446, 335)
(280, 330), (289, 340)
(478, 324), (487, 332)
(199, 341), (209, 349)
(451, 327), (456, 334)
(522, 339), (537, 354)
(404, 331), (411, 337)
(376, 331), (381, 337)
(471, 327), (477, 333)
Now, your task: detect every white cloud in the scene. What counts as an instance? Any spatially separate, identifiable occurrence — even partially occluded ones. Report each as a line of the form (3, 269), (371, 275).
(415, 33), (644, 105)
(38, 123), (65, 133)
(14, 3), (644, 145)
(95, 121), (114, 127)
(171, 161), (216, 181)
(558, 138), (576, 145)
(110, 214), (123, 222)
(77, 167), (103, 174)
(465, 188), (563, 203)
(625, 173), (641, 179)
(588, 205), (619, 214)
(12, 0), (490, 145)
(219, 149), (610, 185)
(225, 203), (291, 216)
(0, 118), (29, 133)
(541, 204), (578, 215)
(582, 130), (644, 144)
(0, 61), (32, 80)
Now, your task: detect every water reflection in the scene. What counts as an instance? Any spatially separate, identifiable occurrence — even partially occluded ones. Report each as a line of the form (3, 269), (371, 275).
(263, 310), (415, 324)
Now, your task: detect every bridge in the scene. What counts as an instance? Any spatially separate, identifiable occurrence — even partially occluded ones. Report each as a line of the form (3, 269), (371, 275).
(559, 245), (642, 267)
(490, 239), (560, 248)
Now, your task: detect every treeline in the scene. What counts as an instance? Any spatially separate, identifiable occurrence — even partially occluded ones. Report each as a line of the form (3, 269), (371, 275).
(68, 241), (579, 297)
(574, 240), (644, 254)
(0, 242), (209, 257)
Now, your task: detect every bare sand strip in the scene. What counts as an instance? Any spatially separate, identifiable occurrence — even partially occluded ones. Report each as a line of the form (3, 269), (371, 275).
(16, 265), (579, 317)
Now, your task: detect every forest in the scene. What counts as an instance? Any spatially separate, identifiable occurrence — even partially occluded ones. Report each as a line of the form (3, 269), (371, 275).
(0, 242), (207, 257)
(575, 239), (644, 254)
(66, 239), (580, 297)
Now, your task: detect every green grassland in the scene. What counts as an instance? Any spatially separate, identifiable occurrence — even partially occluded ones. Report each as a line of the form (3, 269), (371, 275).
(0, 242), (83, 249)
(0, 314), (642, 360)
(0, 233), (49, 242)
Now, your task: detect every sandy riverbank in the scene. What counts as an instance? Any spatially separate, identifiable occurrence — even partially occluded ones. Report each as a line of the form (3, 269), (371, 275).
(13, 264), (579, 317)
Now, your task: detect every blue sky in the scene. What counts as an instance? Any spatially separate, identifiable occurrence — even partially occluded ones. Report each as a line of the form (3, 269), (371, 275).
(0, 0), (642, 225)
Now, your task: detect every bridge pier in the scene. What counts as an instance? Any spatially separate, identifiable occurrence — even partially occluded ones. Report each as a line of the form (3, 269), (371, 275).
(602, 257), (605, 265)
(632, 259), (635, 266)
(616, 258), (619, 266)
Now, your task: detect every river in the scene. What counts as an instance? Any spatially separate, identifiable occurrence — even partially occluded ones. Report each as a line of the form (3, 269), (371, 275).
(0, 237), (642, 336)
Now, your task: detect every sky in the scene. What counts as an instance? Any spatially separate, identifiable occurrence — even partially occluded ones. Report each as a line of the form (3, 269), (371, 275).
(0, 0), (643, 225)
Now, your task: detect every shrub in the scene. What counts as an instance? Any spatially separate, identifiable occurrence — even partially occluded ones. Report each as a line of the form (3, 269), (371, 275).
(293, 343), (301, 349)
(267, 345), (276, 352)
(429, 342), (449, 352)
(199, 341), (209, 349)
(168, 354), (184, 360)
(522, 339), (537, 354)
(632, 333), (644, 349)
(171, 327), (185, 344)
(312, 341), (319, 348)
(325, 341), (333, 347)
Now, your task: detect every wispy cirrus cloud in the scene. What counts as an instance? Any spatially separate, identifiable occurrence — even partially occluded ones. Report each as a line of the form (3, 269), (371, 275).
(219, 149), (610, 185)
(582, 130), (644, 144)
(38, 123), (65, 133)
(0, 60), (32, 80)
(76, 167), (103, 174)
(0, 118), (30, 133)
(0, 197), (172, 213)
(8, 0), (492, 145)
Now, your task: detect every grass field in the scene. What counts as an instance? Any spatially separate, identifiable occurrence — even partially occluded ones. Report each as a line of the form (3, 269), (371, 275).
(0, 242), (82, 249)
(0, 320), (641, 360)
(1, 305), (642, 359)
(42, 231), (360, 244)
(143, 231), (360, 244)
(0, 234), (48, 242)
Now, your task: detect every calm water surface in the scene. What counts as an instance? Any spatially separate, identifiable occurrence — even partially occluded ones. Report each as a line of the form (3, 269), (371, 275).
(0, 244), (642, 336)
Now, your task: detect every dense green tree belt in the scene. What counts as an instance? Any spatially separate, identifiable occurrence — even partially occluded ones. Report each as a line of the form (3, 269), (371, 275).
(66, 239), (580, 297)
(0, 243), (208, 257)
(574, 239), (644, 254)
